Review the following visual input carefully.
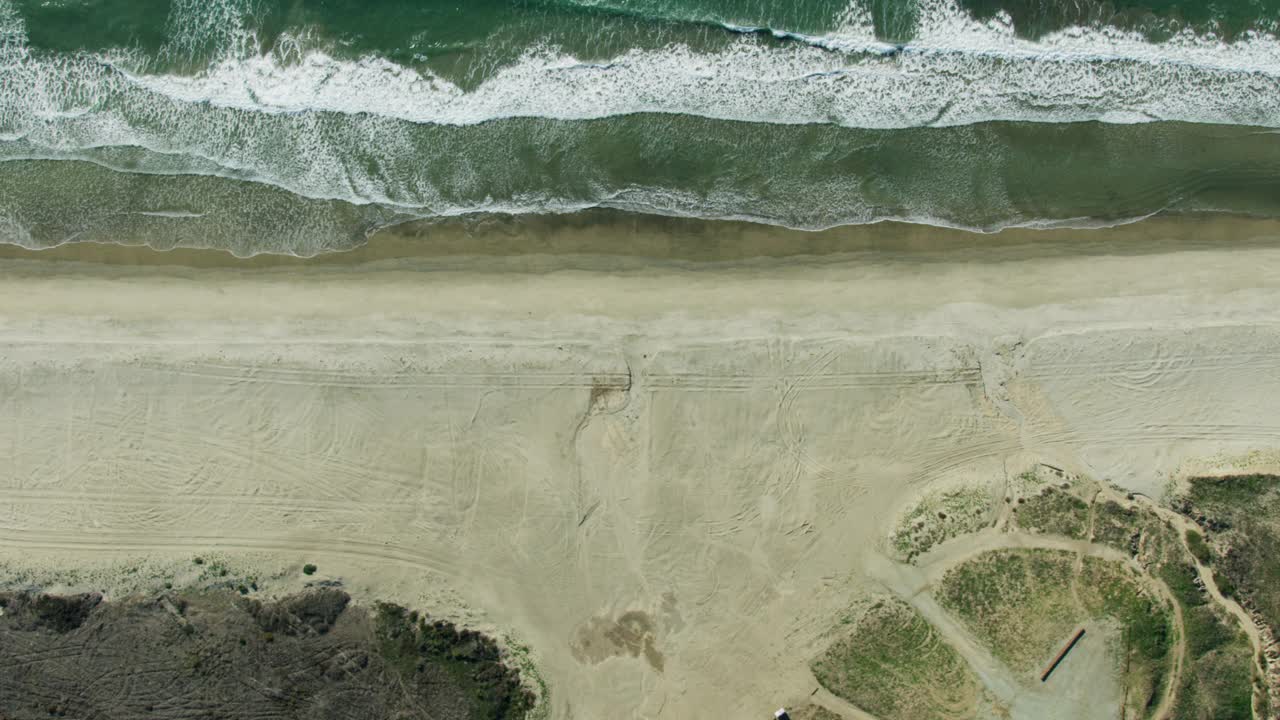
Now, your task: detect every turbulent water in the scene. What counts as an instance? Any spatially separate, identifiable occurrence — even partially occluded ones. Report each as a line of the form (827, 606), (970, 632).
(1, 0), (1279, 255)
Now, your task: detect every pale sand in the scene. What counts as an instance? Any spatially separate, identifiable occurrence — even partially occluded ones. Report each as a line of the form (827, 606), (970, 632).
(3, 217), (1280, 718)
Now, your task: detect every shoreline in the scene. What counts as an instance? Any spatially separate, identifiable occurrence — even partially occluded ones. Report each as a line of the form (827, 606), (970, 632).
(2, 210), (1279, 270)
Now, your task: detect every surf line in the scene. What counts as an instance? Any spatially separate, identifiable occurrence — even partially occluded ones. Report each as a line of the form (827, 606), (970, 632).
(1041, 627), (1086, 682)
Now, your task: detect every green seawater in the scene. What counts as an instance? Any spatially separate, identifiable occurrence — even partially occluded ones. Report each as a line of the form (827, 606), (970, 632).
(12, 0), (1277, 66)
(1, 0), (1278, 255)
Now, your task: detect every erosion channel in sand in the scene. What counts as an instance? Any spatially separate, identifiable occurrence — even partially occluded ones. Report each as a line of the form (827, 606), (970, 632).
(3, 215), (1280, 718)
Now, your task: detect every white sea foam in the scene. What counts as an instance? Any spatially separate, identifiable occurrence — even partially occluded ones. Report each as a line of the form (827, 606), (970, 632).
(134, 210), (208, 218)
(4, 0), (1279, 150)
(102, 0), (1280, 130)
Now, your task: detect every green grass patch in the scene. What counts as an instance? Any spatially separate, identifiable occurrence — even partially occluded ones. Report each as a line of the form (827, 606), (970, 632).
(1011, 487), (1090, 539)
(374, 603), (534, 720)
(1214, 570), (1239, 598)
(1182, 474), (1280, 641)
(937, 549), (1079, 672)
(1173, 643), (1255, 720)
(1158, 562), (1205, 608)
(1093, 502), (1187, 572)
(1077, 557), (1171, 670)
(889, 484), (994, 562)
(1183, 606), (1236, 657)
(1092, 500), (1142, 550)
(937, 549), (1172, 716)
(1185, 474), (1277, 506)
(1148, 503), (1261, 719)
(1185, 530), (1211, 564)
(812, 598), (978, 720)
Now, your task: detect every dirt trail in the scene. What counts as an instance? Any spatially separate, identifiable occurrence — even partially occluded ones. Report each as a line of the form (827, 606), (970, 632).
(1116, 488), (1273, 715)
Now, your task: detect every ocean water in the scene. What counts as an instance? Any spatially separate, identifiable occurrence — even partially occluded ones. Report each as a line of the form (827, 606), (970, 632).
(1, 0), (1278, 255)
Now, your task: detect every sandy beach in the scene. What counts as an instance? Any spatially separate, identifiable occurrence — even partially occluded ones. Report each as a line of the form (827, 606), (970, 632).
(4, 214), (1280, 718)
